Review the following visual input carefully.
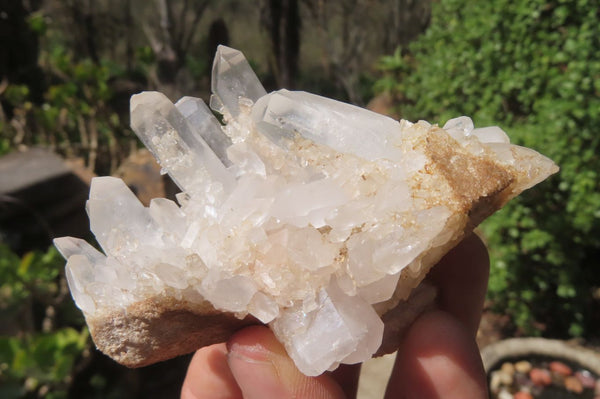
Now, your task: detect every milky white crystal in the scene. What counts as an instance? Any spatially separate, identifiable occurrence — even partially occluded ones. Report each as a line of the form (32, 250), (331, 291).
(55, 46), (558, 376)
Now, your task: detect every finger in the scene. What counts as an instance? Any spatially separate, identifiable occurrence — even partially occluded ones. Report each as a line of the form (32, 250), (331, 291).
(328, 364), (361, 399)
(181, 343), (243, 399)
(227, 325), (347, 399)
(427, 232), (490, 335)
(385, 310), (488, 399)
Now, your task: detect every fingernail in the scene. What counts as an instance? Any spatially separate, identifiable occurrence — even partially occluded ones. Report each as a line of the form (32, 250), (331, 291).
(228, 341), (273, 365)
(228, 342), (288, 399)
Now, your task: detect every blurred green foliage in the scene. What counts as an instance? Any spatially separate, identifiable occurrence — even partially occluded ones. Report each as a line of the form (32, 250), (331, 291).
(0, 244), (89, 399)
(1, 41), (135, 174)
(0, 328), (88, 399)
(377, 0), (600, 337)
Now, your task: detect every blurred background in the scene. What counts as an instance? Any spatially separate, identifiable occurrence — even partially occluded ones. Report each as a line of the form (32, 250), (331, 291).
(0, 0), (599, 398)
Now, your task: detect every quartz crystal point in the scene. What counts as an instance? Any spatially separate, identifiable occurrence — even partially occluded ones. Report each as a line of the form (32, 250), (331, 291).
(210, 45), (267, 118)
(131, 91), (234, 195)
(252, 89), (404, 161)
(54, 45), (558, 376)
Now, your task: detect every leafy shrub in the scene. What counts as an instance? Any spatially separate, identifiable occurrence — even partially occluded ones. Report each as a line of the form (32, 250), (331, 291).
(376, 0), (600, 337)
(0, 244), (89, 399)
(0, 328), (88, 399)
(0, 46), (136, 175)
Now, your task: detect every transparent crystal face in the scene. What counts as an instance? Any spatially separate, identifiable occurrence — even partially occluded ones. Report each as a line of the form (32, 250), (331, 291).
(54, 46), (558, 376)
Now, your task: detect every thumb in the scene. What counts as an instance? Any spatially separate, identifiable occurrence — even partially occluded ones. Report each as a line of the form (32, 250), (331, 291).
(227, 326), (347, 399)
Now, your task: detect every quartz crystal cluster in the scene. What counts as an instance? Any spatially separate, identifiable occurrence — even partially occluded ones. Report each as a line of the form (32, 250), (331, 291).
(54, 46), (558, 376)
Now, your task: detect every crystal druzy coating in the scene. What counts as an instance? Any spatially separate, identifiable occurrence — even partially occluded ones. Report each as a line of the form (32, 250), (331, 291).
(55, 46), (558, 376)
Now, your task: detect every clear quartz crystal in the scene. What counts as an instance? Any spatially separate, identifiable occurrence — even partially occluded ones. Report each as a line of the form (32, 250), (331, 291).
(210, 45), (267, 118)
(86, 176), (161, 254)
(252, 89), (405, 161)
(54, 237), (105, 262)
(54, 45), (558, 377)
(272, 279), (384, 376)
(131, 91), (234, 194)
(175, 96), (233, 166)
(471, 126), (510, 144)
(443, 115), (475, 139)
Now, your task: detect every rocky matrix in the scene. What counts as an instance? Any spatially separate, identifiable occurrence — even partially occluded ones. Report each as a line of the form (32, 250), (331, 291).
(54, 46), (558, 376)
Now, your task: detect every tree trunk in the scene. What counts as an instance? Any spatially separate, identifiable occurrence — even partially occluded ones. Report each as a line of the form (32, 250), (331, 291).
(261, 0), (301, 89)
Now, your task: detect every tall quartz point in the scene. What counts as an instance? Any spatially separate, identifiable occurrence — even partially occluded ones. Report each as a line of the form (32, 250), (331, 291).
(54, 45), (559, 376)
(210, 45), (267, 118)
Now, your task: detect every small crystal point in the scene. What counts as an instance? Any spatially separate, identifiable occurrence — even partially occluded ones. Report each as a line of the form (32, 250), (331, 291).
(471, 126), (510, 144)
(211, 45), (267, 118)
(357, 273), (401, 304)
(505, 145), (560, 192)
(66, 254), (98, 314)
(248, 292), (279, 323)
(443, 116), (475, 140)
(148, 198), (186, 238)
(53, 236), (105, 262)
(175, 96), (232, 166)
(86, 176), (158, 254)
(202, 275), (258, 313)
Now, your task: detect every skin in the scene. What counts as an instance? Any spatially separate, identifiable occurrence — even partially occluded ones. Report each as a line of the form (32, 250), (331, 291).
(181, 233), (490, 399)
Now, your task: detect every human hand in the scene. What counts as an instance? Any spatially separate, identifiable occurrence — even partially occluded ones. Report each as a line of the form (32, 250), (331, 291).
(181, 233), (490, 399)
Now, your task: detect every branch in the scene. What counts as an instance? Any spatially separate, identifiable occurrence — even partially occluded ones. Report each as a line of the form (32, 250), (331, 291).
(177, 0), (191, 45)
(181, 0), (210, 55)
(154, 0), (174, 50)
(142, 22), (163, 54)
(165, 0), (178, 46)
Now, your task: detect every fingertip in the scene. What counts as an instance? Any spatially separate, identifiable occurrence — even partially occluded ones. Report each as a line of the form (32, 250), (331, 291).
(329, 364), (361, 399)
(385, 310), (488, 399)
(181, 343), (242, 399)
(227, 325), (286, 358)
(227, 326), (347, 399)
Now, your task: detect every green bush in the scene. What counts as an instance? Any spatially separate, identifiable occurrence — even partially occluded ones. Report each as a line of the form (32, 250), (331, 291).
(0, 42), (138, 174)
(376, 0), (600, 337)
(0, 244), (89, 399)
(0, 328), (88, 399)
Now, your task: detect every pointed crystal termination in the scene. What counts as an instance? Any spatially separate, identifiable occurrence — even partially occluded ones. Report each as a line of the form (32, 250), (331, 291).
(86, 176), (159, 255)
(443, 116), (475, 141)
(471, 126), (510, 144)
(54, 237), (107, 314)
(54, 236), (106, 263)
(131, 92), (234, 195)
(65, 255), (98, 314)
(251, 89), (405, 161)
(211, 45), (267, 118)
(148, 198), (187, 239)
(175, 96), (233, 166)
